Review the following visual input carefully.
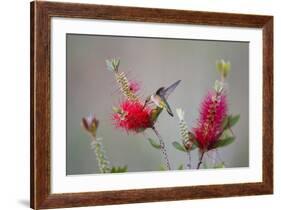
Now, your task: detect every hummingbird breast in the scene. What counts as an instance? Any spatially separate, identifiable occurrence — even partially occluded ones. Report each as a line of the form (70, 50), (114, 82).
(151, 95), (162, 107)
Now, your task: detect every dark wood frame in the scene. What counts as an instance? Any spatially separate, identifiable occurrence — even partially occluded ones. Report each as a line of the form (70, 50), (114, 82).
(30, 1), (273, 209)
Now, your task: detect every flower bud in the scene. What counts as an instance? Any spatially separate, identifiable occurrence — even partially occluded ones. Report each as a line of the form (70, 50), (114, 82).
(176, 108), (185, 121)
(81, 114), (99, 137)
(216, 59), (231, 79)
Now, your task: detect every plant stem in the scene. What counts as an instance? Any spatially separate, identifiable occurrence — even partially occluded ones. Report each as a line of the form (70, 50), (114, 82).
(212, 150), (217, 166)
(197, 151), (205, 169)
(186, 151), (192, 169)
(152, 126), (171, 170)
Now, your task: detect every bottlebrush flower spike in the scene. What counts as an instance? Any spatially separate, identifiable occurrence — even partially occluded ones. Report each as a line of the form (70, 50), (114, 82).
(106, 58), (139, 101)
(116, 72), (139, 100)
(90, 137), (111, 173)
(112, 100), (152, 133)
(176, 108), (194, 151)
(193, 92), (228, 151)
(81, 114), (111, 173)
(176, 108), (189, 143)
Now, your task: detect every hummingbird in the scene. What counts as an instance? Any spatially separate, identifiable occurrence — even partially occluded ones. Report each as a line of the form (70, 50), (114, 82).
(143, 80), (181, 117)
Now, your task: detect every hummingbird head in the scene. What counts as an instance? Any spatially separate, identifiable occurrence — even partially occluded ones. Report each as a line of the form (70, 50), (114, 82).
(156, 87), (165, 96)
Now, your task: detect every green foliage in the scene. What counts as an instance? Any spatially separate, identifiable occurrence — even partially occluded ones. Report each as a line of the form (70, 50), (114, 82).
(159, 164), (167, 171)
(172, 141), (186, 152)
(215, 114), (239, 149)
(223, 114), (240, 129)
(172, 141), (197, 152)
(219, 129), (232, 140)
(148, 138), (161, 149)
(228, 114), (240, 127)
(222, 116), (229, 129)
(216, 59), (231, 79)
(110, 165), (128, 173)
(190, 143), (197, 150)
(177, 164), (184, 170)
(190, 137), (199, 147)
(214, 137), (235, 148)
(213, 162), (225, 168)
(106, 58), (120, 73)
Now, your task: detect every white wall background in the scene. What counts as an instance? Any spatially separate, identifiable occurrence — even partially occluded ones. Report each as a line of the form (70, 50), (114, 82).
(0, 0), (279, 210)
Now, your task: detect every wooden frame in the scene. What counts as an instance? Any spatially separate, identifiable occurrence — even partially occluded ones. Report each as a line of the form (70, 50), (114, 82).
(30, 1), (273, 209)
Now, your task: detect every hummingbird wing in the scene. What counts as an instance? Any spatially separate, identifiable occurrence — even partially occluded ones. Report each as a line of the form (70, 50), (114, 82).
(162, 80), (181, 99)
(160, 97), (174, 117)
(155, 80), (181, 117)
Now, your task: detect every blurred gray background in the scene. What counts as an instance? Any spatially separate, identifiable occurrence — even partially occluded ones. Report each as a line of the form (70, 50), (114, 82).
(66, 34), (249, 175)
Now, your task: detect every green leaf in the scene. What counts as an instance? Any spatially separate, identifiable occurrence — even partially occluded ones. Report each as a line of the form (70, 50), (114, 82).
(220, 129), (231, 139)
(159, 164), (167, 171)
(110, 165), (128, 173)
(203, 162), (208, 169)
(190, 143), (198, 151)
(213, 162), (225, 168)
(192, 138), (199, 147)
(106, 58), (120, 73)
(222, 115), (240, 130)
(172, 141), (186, 152)
(214, 137), (235, 148)
(222, 116), (229, 129)
(148, 138), (161, 149)
(178, 164), (184, 170)
(110, 166), (116, 173)
(229, 115), (240, 127)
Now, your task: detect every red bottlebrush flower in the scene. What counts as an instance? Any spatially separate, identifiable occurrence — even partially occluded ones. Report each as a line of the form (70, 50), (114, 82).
(112, 100), (152, 133)
(193, 91), (228, 150)
(128, 80), (141, 94)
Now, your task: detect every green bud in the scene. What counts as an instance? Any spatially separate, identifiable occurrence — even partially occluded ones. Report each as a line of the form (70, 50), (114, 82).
(106, 58), (120, 73)
(216, 59), (231, 79)
(112, 106), (121, 114)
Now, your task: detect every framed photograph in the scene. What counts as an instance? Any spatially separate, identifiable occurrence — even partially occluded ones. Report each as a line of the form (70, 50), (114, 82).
(30, 1), (273, 209)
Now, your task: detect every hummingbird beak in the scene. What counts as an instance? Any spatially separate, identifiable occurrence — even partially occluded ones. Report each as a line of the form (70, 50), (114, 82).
(142, 100), (148, 109)
(143, 96), (151, 109)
